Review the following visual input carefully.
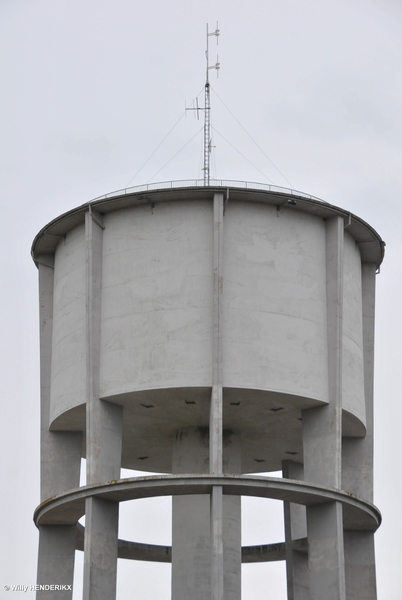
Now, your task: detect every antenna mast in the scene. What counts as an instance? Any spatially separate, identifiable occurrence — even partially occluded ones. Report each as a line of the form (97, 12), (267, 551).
(204, 22), (220, 185)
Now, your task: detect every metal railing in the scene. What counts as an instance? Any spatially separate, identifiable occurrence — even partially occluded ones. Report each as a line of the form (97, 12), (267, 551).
(89, 179), (327, 204)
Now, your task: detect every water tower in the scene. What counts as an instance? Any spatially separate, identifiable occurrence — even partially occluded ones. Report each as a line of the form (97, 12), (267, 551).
(32, 180), (384, 600)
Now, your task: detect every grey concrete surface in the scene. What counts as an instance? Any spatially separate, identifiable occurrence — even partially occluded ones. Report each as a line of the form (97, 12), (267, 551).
(344, 531), (377, 600)
(82, 209), (122, 600)
(302, 217), (345, 599)
(172, 428), (241, 600)
(283, 461), (309, 600)
(37, 525), (76, 600)
(211, 192), (225, 600)
(33, 184), (384, 599)
(36, 261), (81, 600)
(34, 474), (381, 531)
(172, 428), (211, 600)
(75, 521), (291, 563)
(83, 497), (119, 600)
(342, 263), (378, 597)
(306, 502), (345, 599)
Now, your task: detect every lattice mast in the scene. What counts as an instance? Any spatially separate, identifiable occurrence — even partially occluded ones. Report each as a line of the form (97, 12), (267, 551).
(204, 23), (220, 185)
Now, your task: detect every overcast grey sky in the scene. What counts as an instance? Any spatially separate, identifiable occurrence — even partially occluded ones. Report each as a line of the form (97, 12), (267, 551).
(1, 0), (401, 598)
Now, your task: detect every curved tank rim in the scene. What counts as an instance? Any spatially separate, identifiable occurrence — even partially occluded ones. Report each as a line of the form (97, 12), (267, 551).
(31, 179), (385, 267)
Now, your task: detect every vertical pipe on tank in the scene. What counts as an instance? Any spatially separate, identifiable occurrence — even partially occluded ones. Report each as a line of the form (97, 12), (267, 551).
(302, 216), (346, 600)
(83, 209), (123, 600)
(36, 258), (82, 600)
(342, 263), (378, 599)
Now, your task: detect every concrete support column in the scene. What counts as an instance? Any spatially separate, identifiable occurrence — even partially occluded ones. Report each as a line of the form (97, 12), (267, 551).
(282, 461), (309, 600)
(171, 428), (241, 600)
(172, 427), (211, 600)
(36, 259), (81, 600)
(306, 502), (345, 598)
(210, 386), (223, 600)
(210, 192), (224, 600)
(83, 209), (122, 600)
(343, 532), (376, 600)
(222, 430), (241, 600)
(302, 216), (346, 600)
(37, 526), (77, 596)
(83, 498), (119, 599)
(342, 263), (377, 599)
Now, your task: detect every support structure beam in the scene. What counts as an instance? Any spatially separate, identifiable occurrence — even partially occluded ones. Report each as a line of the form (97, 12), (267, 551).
(171, 429), (241, 600)
(302, 216), (346, 600)
(37, 526), (77, 599)
(342, 263), (378, 599)
(172, 428), (210, 600)
(283, 461), (309, 600)
(210, 192), (225, 600)
(210, 191), (224, 477)
(83, 209), (122, 600)
(36, 259), (81, 600)
(83, 498), (119, 599)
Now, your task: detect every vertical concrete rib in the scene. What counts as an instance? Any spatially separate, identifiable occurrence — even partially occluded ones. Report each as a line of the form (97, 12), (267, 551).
(361, 263), (376, 504)
(36, 259), (81, 600)
(282, 461), (309, 600)
(210, 192), (224, 600)
(343, 263), (377, 599)
(302, 216), (346, 600)
(210, 192), (224, 474)
(83, 208), (122, 600)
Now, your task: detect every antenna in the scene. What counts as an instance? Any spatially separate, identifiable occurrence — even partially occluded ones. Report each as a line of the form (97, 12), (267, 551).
(187, 22), (220, 185)
(205, 22), (220, 185)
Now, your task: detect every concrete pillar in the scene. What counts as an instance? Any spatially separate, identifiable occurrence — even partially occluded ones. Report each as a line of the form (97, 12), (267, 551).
(306, 502), (345, 598)
(210, 386), (223, 600)
(343, 532), (376, 600)
(211, 192), (224, 468)
(302, 216), (346, 600)
(210, 192), (224, 600)
(83, 498), (119, 599)
(37, 526), (77, 596)
(282, 461), (309, 600)
(342, 263), (377, 599)
(172, 427), (210, 600)
(222, 431), (241, 599)
(36, 259), (81, 600)
(83, 209), (123, 600)
(171, 428), (241, 600)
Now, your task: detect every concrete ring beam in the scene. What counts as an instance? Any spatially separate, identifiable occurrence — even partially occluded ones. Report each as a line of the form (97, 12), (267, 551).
(75, 521), (306, 563)
(34, 474), (381, 531)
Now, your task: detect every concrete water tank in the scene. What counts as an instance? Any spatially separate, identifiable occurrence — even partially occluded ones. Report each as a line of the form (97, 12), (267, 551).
(32, 182), (384, 600)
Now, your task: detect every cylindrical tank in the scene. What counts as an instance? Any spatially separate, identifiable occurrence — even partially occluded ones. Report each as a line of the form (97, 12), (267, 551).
(32, 182), (384, 600)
